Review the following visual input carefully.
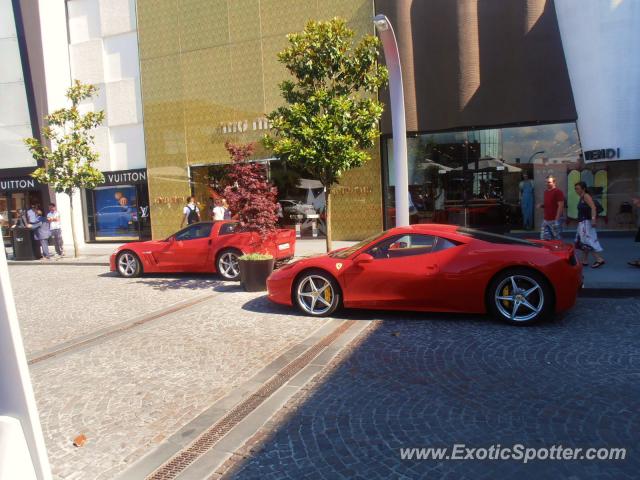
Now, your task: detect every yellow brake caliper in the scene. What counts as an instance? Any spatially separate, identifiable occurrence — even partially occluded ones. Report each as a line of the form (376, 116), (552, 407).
(502, 285), (511, 308)
(324, 287), (332, 303)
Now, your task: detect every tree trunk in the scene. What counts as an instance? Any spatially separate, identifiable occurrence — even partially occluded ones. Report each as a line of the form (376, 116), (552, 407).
(69, 193), (79, 258)
(325, 187), (332, 252)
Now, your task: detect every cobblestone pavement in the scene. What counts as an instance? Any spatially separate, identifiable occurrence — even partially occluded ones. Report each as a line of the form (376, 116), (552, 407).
(9, 265), (223, 355)
(225, 297), (640, 480)
(10, 265), (332, 479)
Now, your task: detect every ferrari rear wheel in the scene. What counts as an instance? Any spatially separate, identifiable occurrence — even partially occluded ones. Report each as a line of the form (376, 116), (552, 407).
(117, 251), (141, 278)
(294, 271), (341, 317)
(217, 249), (241, 281)
(488, 269), (552, 325)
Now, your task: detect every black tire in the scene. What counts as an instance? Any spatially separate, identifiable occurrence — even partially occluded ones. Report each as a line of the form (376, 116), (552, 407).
(216, 249), (241, 281)
(293, 270), (342, 317)
(116, 251), (142, 278)
(487, 268), (553, 325)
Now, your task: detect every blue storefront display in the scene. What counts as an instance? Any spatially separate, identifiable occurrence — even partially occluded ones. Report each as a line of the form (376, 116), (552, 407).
(83, 169), (151, 242)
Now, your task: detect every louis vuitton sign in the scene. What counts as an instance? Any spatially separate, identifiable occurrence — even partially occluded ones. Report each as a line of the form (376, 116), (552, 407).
(102, 169), (147, 186)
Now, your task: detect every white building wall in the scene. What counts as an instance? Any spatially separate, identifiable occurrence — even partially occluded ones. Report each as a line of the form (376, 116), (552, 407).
(0, 0), (36, 169)
(67, 0), (145, 173)
(555, 0), (640, 162)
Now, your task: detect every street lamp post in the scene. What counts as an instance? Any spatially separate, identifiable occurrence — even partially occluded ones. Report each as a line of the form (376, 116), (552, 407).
(374, 14), (409, 227)
(528, 150), (545, 163)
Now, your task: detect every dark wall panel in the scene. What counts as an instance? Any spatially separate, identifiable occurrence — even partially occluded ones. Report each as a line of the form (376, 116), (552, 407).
(376, 0), (577, 134)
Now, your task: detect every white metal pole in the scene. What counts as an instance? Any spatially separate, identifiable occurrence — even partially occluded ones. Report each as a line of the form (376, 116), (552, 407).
(374, 14), (410, 227)
(0, 250), (51, 480)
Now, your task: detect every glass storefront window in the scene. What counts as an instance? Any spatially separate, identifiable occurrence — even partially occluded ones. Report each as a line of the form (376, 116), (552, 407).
(84, 183), (151, 242)
(190, 161), (327, 238)
(383, 122), (636, 233)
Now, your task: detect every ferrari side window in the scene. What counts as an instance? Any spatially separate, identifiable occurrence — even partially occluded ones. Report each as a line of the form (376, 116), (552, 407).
(432, 237), (460, 252)
(369, 234), (436, 259)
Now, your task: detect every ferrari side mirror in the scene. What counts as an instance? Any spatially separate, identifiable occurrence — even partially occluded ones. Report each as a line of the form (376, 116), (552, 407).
(355, 253), (374, 264)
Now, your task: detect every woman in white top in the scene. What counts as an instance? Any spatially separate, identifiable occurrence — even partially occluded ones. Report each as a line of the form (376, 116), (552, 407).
(212, 199), (225, 221)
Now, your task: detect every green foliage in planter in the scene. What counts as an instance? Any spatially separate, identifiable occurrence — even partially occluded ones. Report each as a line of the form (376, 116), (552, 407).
(239, 253), (274, 261)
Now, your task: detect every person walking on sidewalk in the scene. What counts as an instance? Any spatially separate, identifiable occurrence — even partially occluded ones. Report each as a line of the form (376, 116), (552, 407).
(538, 175), (565, 240)
(212, 198), (225, 221)
(181, 196), (200, 228)
(47, 203), (64, 257)
(29, 209), (52, 260)
(574, 182), (605, 268)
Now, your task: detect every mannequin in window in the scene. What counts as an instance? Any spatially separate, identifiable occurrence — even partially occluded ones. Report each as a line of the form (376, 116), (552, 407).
(519, 172), (535, 230)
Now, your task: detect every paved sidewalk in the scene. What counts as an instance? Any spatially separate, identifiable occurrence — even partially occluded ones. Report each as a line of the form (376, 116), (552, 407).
(221, 297), (640, 480)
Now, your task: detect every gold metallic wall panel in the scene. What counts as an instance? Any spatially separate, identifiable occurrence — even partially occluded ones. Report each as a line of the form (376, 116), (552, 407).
(137, 0), (382, 240)
(178, 0), (229, 51)
(331, 142), (384, 240)
(230, 40), (266, 116)
(260, 0), (319, 37)
(136, 0), (180, 60)
(228, 0), (261, 43)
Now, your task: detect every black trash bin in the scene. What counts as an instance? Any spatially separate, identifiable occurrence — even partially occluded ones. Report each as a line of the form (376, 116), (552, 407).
(12, 227), (41, 260)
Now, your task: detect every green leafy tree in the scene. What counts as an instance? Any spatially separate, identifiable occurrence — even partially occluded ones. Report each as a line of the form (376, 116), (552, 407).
(264, 18), (388, 251)
(24, 80), (105, 258)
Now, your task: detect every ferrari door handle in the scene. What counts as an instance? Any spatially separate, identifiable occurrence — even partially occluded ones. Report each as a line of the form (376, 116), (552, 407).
(208, 239), (212, 245)
(426, 264), (439, 272)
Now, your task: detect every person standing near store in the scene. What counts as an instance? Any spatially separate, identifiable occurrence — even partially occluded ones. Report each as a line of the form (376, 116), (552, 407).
(28, 209), (52, 260)
(519, 171), (534, 230)
(47, 203), (64, 257)
(181, 196), (200, 228)
(212, 199), (225, 221)
(538, 175), (565, 240)
(573, 182), (605, 268)
(221, 198), (232, 220)
(26, 203), (38, 225)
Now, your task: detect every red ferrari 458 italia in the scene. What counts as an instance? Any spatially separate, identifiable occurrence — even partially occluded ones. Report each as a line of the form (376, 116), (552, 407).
(267, 224), (582, 325)
(110, 221), (295, 280)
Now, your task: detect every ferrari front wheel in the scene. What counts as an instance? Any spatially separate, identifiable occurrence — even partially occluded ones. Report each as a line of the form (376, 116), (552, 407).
(488, 269), (552, 325)
(294, 271), (341, 317)
(116, 251), (141, 278)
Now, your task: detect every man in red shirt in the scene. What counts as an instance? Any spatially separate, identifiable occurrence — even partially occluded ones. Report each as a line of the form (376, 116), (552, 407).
(538, 176), (565, 240)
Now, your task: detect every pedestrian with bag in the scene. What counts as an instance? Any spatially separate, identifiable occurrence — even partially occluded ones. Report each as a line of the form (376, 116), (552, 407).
(181, 196), (200, 228)
(538, 175), (565, 240)
(47, 203), (64, 257)
(574, 181), (605, 268)
(212, 198), (225, 221)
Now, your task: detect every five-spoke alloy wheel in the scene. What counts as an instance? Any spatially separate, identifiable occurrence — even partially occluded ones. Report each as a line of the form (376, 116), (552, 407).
(294, 271), (341, 317)
(488, 269), (552, 325)
(217, 250), (241, 281)
(117, 251), (142, 278)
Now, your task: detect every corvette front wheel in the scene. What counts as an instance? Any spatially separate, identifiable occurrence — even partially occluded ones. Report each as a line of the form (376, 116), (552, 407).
(217, 249), (241, 281)
(488, 269), (552, 325)
(116, 251), (141, 278)
(294, 271), (341, 317)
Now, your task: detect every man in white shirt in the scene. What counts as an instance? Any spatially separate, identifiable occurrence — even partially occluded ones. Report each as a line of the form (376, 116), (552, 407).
(47, 203), (64, 256)
(212, 199), (225, 221)
(181, 196), (200, 228)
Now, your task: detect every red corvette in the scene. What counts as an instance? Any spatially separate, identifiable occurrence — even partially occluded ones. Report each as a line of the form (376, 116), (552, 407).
(110, 221), (295, 280)
(267, 224), (582, 324)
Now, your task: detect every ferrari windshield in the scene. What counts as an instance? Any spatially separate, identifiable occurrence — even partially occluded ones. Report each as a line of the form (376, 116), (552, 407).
(329, 230), (389, 259)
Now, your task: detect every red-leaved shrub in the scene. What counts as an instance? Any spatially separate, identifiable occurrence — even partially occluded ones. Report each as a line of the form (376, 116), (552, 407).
(223, 142), (279, 240)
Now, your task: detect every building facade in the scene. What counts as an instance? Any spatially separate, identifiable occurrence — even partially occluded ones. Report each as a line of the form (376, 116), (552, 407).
(2, 0), (639, 247)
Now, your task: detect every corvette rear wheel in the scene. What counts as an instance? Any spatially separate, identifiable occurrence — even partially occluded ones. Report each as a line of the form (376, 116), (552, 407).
(488, 269), (552, 325)
(217, 249), (241, 281)
(294, 271), (341, 317)
(117, 251), (141, 278)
